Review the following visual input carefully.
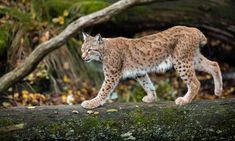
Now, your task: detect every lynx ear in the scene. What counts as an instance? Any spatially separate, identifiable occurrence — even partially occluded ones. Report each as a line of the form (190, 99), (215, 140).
(82, 32), (89, 40)
(95, 34), (103, 44)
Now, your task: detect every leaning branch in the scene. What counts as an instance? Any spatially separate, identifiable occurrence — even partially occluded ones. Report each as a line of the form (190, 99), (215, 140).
(0, 0), (175, 92)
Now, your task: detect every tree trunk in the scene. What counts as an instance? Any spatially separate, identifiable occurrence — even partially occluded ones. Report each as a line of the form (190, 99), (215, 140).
(0, 98), (235, 140)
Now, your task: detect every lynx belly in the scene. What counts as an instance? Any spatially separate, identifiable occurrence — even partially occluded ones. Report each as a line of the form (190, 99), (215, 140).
(154, 57), (173, 72)
(122, 57), (173, 78)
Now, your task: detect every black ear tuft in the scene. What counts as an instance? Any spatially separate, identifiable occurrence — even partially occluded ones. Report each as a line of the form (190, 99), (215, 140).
(82, 32), (89, 40)
(95, 34), (103, 44)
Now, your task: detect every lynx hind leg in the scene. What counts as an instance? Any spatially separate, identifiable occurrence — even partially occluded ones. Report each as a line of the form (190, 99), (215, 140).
(136, 74), (156, 103)
(173, 60), (200, 105)
(194, 53), (223, 96)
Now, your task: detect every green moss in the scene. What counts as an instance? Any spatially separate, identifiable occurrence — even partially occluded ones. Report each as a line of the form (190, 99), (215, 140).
(0, 118), (15, 127)
(161, 107), (181, 125)
(80, 116), (100, 129)
(131, 109), (154, 125)
(0, 25), (10, 55)
(0, 6), (31, 23)
(79, 1), (110, 15)
(111, 5), (152, 24)
(44, 0), (109, 18)
(44, 0), (78, 17)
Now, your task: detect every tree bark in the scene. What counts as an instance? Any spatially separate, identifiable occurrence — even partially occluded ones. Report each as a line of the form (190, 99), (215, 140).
(0, 0), (176, 92)
(0, 98), (235, 140)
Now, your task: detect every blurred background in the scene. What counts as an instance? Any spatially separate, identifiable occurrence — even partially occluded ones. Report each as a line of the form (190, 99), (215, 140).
(0, 0), (234, 107)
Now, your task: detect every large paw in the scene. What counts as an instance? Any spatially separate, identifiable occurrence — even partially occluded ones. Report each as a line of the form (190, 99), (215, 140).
(142, 95), (155, 103)
(175, 97), (190, 106)
(81, 100), (101, 109)
(215, 87), (223, 96)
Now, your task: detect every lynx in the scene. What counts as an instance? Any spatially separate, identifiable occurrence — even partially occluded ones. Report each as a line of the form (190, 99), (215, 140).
(80, 26), (223, 109)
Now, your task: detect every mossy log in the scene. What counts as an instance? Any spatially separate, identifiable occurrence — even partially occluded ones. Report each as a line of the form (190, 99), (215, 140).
(0, 98), (235, 141)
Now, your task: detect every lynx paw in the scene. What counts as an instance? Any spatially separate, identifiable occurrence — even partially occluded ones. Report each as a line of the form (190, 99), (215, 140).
(142, 95), (155, 103)
(175, 97), (190, 106)
(215, 88), (223, 96)
(81, 100), (101, 109)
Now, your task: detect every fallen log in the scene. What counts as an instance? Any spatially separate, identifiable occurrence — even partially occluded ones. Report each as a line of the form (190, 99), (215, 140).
(0, 98), (235, 141)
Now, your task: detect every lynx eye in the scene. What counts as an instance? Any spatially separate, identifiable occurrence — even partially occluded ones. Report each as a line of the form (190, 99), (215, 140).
(87, 49), (92, 52)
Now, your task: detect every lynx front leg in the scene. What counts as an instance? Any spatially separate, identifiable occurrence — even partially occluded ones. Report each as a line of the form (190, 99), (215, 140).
(81, 73), (121, 109)
(136, 74), (156, 103)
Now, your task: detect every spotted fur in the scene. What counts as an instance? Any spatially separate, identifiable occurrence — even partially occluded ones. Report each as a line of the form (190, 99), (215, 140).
(80, 26), (223, 109)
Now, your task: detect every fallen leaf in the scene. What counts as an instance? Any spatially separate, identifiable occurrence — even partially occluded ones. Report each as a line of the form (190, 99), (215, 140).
(52, 16), (64, 25)
(72, 110), (79, 114)
(106, 109), (118, 112)
(15, 123), (24, 129)
(27, 106), (35, 109)
(87, 110), (94, 114)
(94, 111), (99, 115)
(63, 62), (70, 70)
(63, 75), (70, 83)
(67, 94), (74, 105)
(63, 10), (69, 17)
(2, 102), (11, 107)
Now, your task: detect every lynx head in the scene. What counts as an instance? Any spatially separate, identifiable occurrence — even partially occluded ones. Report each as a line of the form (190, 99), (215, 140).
(81, 32), (104, 62)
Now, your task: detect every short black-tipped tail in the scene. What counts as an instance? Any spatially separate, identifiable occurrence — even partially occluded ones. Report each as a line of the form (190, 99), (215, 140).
(198, 31), (207, 47)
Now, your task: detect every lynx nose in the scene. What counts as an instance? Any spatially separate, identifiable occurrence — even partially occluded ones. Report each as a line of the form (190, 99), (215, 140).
(81, 53), (86, 60)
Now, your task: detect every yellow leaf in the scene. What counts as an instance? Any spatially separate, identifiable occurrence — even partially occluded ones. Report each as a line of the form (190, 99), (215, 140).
(27, 106), (35, 109)
(2, 102), (11, 107)
(94, 111), (99, 115)
(76, 91), (81, 96)
(22, 91), (29, 99)
(62, 95), (67, 103)
(13, 93), (19, 99)
(63, 10), (69, 17)
(63, 75), (70, 83)
(52, 16), (64, 24)
(52, 17), (59, 23)
(22, 90), (29, 95)
(80, 96), (85, 101)
(21, 0), (26, 4)
(31, 11), (36, 19)
(106, 109), (118, 112)
(68, 90), (73, 95)
(15, 123), (24, 129)
(66, 94), (74, 105)
(87, 110), (94, 114)
(58, 16), (64, 25)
